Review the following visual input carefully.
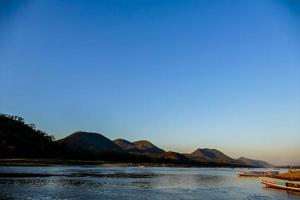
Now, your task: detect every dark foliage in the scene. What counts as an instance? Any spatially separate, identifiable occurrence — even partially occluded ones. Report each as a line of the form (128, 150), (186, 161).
(0, 114), (63, 158)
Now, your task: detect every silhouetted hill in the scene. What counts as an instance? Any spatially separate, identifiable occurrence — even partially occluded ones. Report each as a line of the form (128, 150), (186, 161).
(189, 148), (243, 166)
(160, 151), (191, 163)
(190, 148), (232, 161)
(113, 139), (197, 164)
(58, 132), (124, 154)
(113, 139), (140, 152)
(238, 157), (272, 168)
(0, 114), (63, 158)
(132, 140), (165, 154)
(114, 139), (165, 154)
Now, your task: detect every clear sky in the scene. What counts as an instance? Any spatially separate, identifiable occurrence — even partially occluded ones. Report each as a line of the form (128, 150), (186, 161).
(0, 0), (299, 165)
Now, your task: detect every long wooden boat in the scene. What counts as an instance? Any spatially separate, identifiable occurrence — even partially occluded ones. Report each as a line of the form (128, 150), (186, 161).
(239, 171), (279, 177)
(260, 177), (300, 192)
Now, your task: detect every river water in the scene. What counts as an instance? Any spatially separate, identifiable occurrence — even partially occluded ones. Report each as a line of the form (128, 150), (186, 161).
(0, 166), (299, 199)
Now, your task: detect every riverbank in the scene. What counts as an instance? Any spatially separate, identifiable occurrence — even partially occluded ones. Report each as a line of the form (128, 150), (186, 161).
(0, 159), (193, 167)
(0, 159), (107, 166)
(271, 170), (300, 181)
(0, 158), (258, 168)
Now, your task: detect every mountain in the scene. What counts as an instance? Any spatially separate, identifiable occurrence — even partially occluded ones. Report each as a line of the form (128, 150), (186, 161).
(189, 148), (272, 167)
(160, 151), (192, 163)
(58, 132), (124, 154)
(190, 148), (234, 162)
(0, 114), (63, 158)
(113, 139), (139, 152)
(189, 148), (244, 166)
(132, 140), (165, 154)
(113, 139), (165, 154)
(238, 157), (272, 168)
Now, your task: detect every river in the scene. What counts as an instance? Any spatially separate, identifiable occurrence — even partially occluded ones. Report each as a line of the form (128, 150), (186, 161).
(0, 166), (299, 199)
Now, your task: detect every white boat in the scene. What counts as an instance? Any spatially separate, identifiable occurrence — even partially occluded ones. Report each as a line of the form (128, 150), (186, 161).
(260, 177), (300, 192)
(239, 171), (279, 177)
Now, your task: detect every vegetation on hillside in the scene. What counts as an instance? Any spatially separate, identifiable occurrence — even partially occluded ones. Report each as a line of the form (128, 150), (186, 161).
(0, 114), (61, 158)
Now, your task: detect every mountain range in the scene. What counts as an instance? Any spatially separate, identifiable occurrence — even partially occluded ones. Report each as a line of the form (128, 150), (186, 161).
(0, 114), (272, 167)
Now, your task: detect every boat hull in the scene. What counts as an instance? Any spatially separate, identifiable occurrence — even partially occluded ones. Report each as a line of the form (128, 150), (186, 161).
(239, 171), (278, 177)
(260, 178), (300, 192)
(239, 174), (272, 177)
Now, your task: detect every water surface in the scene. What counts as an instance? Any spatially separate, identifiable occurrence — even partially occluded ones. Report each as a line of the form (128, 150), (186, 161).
(0, 166), (299, 200)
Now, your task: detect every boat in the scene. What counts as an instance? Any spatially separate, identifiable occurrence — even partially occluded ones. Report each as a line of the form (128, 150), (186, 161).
(238, 171), (279, 177)
(260, 177), (300, 192)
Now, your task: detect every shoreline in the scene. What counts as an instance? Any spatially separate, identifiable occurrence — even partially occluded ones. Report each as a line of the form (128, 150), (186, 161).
(0, 158), (257, 168)
(1, 159), (298, 169)
(271, 171), (300, 181)
(0, 159), (195, 167)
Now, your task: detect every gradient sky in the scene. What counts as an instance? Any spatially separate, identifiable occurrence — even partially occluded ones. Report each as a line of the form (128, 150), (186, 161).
(0, 0), (300, 165)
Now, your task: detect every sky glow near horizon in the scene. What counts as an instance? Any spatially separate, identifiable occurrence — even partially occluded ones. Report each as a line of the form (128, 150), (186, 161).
(0, 0), (300, 165)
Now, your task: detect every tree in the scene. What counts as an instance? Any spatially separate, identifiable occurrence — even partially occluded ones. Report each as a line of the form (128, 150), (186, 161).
(28, 123), (36, 129)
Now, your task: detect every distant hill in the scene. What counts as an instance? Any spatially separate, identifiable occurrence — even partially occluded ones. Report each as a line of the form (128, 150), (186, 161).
(132, 140), (165, 154)
(0, 114), (63, 158)
(114, 139), (165, 154)
(238, 157), (272, 168)
(189, 148), (245, 166)
(190, 148), (235, 162)
(113, 140), (196, 164)
(113, 139), (140, 152)
(160, 151), (191, 163)
(58, 132), (124, 154)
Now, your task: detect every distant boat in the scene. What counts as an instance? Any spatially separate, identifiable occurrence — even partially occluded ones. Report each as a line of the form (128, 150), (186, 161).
(260, 177), (300, 192)
(239, 171), (279, 177)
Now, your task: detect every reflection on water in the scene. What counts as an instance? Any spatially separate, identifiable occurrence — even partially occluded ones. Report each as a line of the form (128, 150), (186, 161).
(0, 166), (298, 200)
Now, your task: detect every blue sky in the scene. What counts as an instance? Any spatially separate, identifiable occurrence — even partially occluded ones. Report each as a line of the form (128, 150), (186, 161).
(0, 0), (299, 165)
